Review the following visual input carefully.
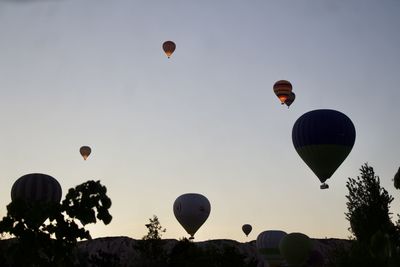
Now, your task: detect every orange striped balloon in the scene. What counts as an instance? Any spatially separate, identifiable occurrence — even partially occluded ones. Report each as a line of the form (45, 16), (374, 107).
(273, 80), (292, 104)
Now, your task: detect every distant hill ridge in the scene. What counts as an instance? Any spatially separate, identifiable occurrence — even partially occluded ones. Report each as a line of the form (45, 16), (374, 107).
(0, 236), (351, 266)
(78, 236), (350, 265)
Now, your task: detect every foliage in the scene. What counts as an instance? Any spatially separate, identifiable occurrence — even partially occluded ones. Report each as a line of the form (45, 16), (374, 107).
(143, 215), (166, 240)
(330, 163), (400, 267)
(135, 215), (167, 267)
(0, 180), (112, 267)
(345, 163), (396, 243)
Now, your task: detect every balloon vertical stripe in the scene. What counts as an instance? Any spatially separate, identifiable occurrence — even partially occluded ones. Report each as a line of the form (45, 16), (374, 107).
(11, 173), (62, 203)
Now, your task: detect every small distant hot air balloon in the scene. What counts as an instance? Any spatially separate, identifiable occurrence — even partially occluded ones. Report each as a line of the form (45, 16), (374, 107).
(80, 146), (91, 160)
(394, 167), (400, 190)
(242, 224), (252, 237)
(284, 92), (296, 108)
(11, 173), (62, 203)
(173, 193), (211, 239)
(279, 232), (312, 267)
(273, 80), (292, 104)
(163, 41), (176, 58)
(292, 109), (356, 189)
(257, 230), (287, 267)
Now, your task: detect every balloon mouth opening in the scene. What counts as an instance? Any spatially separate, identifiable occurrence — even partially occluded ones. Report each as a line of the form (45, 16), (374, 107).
(277, 95), (289, 103)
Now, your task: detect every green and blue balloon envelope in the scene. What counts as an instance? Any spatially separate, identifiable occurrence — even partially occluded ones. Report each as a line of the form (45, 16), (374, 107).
(279, 232), (312, 266)
(292, 109), (356, 188)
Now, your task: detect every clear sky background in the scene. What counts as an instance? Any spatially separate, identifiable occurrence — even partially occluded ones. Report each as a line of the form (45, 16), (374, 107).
(0, 0), (399, 242)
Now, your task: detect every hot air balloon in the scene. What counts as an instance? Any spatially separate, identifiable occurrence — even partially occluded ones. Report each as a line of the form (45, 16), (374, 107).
(273, 80), (292, 104)
(292, 109), (356, 189)
(11, 173), (62, 203)
(256, 230), (287, 267)
(284, 92), (296, 108)
(163, 41), (176, 58)
(173, 193), (210, 239)
(279, 232), (312, 267)
(80, 146), (91, 160)
(242, 224), (252, 237)
(394, 167), (400, 189)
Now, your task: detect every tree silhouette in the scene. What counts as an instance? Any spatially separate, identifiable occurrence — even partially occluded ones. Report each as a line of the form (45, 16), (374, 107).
(0, 180), (112, 267)
(345, 163), (396, 243)
(143, 215), (166, 240)
(135, 215), (167, 267)
(333, 163), (400, 267)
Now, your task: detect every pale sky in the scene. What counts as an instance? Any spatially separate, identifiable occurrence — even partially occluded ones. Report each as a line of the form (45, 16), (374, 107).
(0, 0), (399, 242)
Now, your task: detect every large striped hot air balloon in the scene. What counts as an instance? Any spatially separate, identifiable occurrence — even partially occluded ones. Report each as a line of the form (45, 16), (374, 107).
(173, 193), (210, 239)
(11, 173), (62, 204)
(273, 80), (293, 104)
(256, 230), (287, 267)
(292, 109), (356, 189)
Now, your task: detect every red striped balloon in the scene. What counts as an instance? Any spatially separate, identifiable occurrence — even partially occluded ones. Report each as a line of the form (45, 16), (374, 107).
(11, 173), (62, 203)
(273, 80), (292, 104)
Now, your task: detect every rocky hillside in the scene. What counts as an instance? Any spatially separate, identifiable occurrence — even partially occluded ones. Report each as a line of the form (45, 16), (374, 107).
(77, 236), (350, 266)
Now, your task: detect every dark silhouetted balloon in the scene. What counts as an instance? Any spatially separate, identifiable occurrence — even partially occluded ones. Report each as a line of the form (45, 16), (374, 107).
(394, 167), (400, 189)
(11, 173), (62, 203)
(273, 80), (292, 104)
(173, 193), (210, 239)
(279, 232), (312, 266)
(292, 109), (356, 189)
(257, 230), (287, 267)
(80, 146), (91, 160)
(242, 224), (252, 237)
(163, 41), (176, 58)
(285, 92), (296, 108)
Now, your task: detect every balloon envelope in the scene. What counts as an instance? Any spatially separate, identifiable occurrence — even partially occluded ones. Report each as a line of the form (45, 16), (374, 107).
(273, 80), (292, 104)
(11, 173), (62, 203)
(279, 232), (312, 266)
(257, 230), (287, 266)
(284, 92), (296, 108)
(173, 193), (211, 239)
(163, 41), (176, 58)
(292, 109), (356, 186)
(394, 167), (400, 189)
(242, 224), (252, 237)
(80, 146), (91, 160)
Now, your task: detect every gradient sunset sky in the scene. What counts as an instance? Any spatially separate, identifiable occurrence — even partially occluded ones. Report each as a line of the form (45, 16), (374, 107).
(0, 0), (399, 242)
